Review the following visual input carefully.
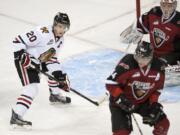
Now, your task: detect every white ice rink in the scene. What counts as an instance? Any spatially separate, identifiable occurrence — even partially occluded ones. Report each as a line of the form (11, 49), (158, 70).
(0, 0), (180, 135)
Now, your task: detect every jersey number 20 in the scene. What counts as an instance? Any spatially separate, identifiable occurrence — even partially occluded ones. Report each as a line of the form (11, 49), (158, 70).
(26, 31), (37, 42)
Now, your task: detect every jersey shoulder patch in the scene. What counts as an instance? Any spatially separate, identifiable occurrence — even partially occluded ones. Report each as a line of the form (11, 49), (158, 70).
(117, 54), (137, 71)
(40, 26), (49, 33)
(36, 25), (52, 35)
(35, 25), (52, 42)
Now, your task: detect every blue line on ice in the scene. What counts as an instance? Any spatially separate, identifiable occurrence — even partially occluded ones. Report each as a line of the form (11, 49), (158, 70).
(63, 49), (180, 102)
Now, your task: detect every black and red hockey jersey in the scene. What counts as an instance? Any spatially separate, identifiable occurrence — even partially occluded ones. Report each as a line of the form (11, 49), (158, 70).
(137, 6), (180, 58)
(106, 54), (165, 105)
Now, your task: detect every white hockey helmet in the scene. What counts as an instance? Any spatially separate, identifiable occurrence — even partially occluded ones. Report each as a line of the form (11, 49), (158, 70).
(160, 0), (177, 19)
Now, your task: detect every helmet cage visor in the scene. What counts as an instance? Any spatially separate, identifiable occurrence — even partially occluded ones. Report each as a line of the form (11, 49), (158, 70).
(134, 53), (153, 66)
(160, 0), (177, 19)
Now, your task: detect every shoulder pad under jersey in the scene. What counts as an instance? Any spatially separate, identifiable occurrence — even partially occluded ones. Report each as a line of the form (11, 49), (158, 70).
(149, 6), (162, 17)
(116, 54), (137, 72)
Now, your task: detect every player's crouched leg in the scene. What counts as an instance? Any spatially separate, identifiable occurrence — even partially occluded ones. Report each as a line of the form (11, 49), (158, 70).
(140, 102), (170, 135)
(153, 116), (170, 135)
(109, 103), (132, 135)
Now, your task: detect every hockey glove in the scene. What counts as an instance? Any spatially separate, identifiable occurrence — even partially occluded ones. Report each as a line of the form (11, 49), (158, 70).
(120, 23), (143, 44)
(143, 102), (164, 126)
(17, 49), (40, 69)
(115, 94), (135, 113)
(52, 71), (70, 92)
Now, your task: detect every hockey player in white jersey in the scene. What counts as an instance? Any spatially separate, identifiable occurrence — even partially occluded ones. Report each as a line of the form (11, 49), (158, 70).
(10, 12), (71, 128)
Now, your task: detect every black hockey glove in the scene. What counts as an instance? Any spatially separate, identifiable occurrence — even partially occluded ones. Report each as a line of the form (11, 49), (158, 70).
(16, 49), (40, 69)
(143, 102), (164, 126)
(115, 94), (135, 113)
(52, 71), (70, 92)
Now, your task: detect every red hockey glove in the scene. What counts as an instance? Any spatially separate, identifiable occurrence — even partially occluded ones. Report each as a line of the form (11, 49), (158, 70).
(18, 49), (40, 69)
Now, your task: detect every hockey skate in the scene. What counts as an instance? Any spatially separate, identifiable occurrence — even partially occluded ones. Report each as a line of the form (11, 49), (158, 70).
(10, 110), (32, 129)
(49, 93), (71, 104)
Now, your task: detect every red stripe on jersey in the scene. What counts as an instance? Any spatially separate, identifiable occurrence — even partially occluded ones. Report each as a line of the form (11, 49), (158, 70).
(106, 84), (123, 97)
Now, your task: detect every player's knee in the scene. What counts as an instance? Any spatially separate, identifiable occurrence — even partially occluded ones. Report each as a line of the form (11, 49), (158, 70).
(153, 117), (170, 135)
(113, 129), (130, 135)
(22, 83), (39, 99)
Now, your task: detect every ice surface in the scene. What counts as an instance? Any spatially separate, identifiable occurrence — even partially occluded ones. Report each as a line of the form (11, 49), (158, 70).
(0, 0), (180, 135)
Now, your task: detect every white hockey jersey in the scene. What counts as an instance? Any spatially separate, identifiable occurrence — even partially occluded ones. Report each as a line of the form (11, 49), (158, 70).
(12, 25), (64, 60)
(12, 25), (64, 73)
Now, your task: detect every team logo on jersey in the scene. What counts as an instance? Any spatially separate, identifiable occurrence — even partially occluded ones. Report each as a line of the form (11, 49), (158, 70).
(40, 27), (49, 33)
(130, 81), (155, 100)
(152, 28), (169, 48)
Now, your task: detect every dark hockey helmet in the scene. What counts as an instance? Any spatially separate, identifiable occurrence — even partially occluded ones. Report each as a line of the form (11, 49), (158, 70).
(134, 41), (153, 65)
(53, 12), (70, 30)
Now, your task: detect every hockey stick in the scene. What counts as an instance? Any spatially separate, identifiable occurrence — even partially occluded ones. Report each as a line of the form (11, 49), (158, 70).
(70, 88), (108, 106)
(35, 67), (107, 106)
(132, 114), (143, 135)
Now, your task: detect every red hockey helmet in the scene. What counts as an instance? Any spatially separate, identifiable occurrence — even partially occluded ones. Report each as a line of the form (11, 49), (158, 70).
(160, 0), (177, 19)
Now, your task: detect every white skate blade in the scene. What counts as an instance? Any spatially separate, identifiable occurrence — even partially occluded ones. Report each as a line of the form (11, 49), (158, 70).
(49, 101), (71, 105)
(10, 124), (32, 131)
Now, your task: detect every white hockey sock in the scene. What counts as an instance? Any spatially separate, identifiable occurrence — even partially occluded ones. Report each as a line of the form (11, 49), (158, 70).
(13, 83), (38, 117)
(14, 104), (28, 117)
(48, 79), (61, 95)
(49, 87), (62, 95)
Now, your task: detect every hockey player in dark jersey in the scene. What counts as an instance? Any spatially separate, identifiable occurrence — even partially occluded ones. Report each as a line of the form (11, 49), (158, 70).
(120, 0), (180, 65)
(106, 41), (169, 135)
